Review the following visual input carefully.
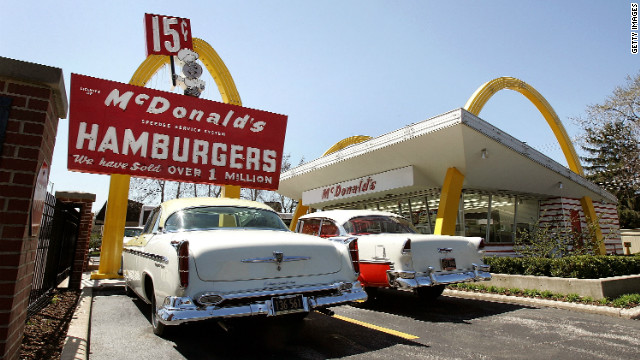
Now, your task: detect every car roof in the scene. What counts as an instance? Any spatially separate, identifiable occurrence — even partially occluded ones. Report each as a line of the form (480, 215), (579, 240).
(158, 197), (275, 225)
(299, 209), (403, 225)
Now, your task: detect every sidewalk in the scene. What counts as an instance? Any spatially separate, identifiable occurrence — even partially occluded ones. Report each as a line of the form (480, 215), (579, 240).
(58, 273), (640, 360)
(60, 272), (125, 360)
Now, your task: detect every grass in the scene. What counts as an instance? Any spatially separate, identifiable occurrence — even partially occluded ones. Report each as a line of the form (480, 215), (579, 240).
(447, 283), (640, 308)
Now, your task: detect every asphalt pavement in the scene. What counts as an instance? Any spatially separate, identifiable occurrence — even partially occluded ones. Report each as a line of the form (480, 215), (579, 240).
(59, 272), (640, 360)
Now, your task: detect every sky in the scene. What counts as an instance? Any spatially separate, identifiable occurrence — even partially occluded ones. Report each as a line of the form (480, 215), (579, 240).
(1, 1), (638, 212)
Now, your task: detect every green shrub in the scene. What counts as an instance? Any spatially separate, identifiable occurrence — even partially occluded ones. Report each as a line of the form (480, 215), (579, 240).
(514, 214), (605, 258)
(611, 294), (640, 308)
(565, 293), (581, 302)
(523, 289), (541, 297)
(484, 255), (640, 279)
(89, 233), (102, 251)
(581, 296), (595, 304)
(598, 298), (610, 305)
(508, 287), (521, 295)
(540, 290), (554, 299)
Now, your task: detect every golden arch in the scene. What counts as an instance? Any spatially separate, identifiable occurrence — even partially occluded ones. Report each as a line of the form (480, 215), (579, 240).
(322, 135), (373, 156)
(93, 38), (243, 279)
(289, 136), (373, 230)
(463, 76), (604, 254)
(464, 76), (583, 174)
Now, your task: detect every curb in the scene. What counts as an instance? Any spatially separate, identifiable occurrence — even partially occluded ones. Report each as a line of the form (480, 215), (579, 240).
(443, 289), (640, 320)
(60, 286), (93, 360)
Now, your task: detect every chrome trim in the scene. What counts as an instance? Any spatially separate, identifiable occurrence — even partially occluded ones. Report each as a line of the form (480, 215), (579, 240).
(154, 281), (367, 326)
(197, 282), (352, 303)
(241, 255), (311, 263)
(123, 248), (169, 264)
(359, 259), (393, 265)
(242, 252), (311, 271)
(387, 266), (491, 289)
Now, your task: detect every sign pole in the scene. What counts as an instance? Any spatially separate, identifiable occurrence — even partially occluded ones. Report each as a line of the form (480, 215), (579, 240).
(91, 174), (130, 279)
(170, 55), (176, 86)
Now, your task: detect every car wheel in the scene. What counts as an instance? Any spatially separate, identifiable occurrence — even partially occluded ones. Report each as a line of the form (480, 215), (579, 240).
(415, 285), (445, 301)
(149, 286), (168, 337)
(363, 287), (379, 303)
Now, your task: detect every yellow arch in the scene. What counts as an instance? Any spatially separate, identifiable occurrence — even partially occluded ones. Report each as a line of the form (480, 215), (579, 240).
(289, 135), (372, 231)
(129, 38), (242, 105)
(93, 38), (243, 279)
(464, 76), (604, 254)
(322, 135), (373, 156)
(464, 77), (583, 175)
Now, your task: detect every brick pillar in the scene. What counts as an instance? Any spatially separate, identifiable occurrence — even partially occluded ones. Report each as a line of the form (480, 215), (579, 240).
(55, 192), (96, 289)
(0, 57), (67, 360)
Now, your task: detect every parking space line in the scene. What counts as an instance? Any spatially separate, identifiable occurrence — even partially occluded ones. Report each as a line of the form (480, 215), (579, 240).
(331, 314), (419, 340)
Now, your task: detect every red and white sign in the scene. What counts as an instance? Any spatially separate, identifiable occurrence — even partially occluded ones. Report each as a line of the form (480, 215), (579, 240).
(68, 74), (288, 190)
(144, 13), (193, 56)
(302, 166), (415, 205)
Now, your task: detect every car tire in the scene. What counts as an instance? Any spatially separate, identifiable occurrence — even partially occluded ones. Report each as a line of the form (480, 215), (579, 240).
(363, 287), (379, 303)
(149, 285), (168, 337)
(415, 285), (445, 301)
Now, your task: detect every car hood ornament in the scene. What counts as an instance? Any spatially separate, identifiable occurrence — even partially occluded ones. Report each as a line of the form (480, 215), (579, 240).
(242, 251), (311, 271)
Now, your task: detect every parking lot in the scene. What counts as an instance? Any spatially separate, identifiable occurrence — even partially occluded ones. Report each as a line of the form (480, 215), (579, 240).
(88, 287), (640, 359)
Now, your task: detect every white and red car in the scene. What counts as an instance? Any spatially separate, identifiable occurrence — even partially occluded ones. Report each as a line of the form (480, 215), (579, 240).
(296, 210), (491, 300)
(122, 198), (366, 336)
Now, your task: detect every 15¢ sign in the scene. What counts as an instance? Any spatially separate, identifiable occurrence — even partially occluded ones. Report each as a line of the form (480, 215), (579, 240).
(144, 13), (193, 56)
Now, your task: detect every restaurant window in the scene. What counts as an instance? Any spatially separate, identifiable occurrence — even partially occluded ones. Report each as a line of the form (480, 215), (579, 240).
(377, 199), (399, 214)
(515, 197), (539, 239)
(463, 193), (490, 239)
(397, 198), (412, 222)
(489, 194), (515, 243)
(410, 196), (429, 234)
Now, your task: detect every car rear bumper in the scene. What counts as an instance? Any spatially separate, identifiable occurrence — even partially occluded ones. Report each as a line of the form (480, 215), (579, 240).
(156, 281), (367, 325)
(388, 263), (491, 289)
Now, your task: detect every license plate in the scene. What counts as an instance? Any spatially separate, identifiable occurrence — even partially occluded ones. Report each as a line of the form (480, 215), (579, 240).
(272, 294), (305, 315)
(441, 257), (456, 271)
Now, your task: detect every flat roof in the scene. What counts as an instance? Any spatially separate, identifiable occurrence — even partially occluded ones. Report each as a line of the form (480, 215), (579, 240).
(0, 56), (68, 119)
(278, 108), (616, 207)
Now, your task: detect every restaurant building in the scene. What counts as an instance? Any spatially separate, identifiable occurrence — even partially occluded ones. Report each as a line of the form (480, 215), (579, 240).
(277, 108), (622, 256)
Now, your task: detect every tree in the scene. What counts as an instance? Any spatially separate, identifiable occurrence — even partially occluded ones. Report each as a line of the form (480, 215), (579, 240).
(259, 153), (304, 212)
(129, 178), (167, 204)
(574, 72), (640, 228)
(129, 177), (222, 205)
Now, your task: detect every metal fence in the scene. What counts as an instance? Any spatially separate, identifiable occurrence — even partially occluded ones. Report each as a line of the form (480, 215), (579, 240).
(27, 192), (80, 317)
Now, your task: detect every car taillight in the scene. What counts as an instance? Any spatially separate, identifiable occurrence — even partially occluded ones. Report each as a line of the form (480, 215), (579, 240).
(347, 238), (360, 274)
(478, 238), (485, 250)
(178, 240), (189, 288)
(402, 238), (411, 254)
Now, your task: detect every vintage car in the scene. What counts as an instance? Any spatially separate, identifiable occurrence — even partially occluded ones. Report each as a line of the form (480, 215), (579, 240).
(122, 198), (366, 336)
(296, 210), (491, 300)
(123, 226), (143, 244)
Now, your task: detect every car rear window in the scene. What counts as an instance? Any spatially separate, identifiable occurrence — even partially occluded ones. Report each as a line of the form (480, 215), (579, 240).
(164, 206), (289, 232)
(344, 215), (417, 235)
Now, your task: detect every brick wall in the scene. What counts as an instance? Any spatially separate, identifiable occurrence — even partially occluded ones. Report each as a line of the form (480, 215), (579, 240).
(55, 192), (95, 289)
(0, 58), (67, 360)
